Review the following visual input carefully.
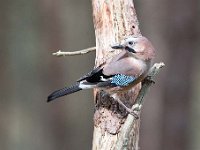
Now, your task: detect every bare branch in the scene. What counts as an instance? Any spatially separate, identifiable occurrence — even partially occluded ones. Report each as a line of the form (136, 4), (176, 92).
(116, 62), (165, 150)
(52, 46), (96, 57)
(134, 62), (165, 107)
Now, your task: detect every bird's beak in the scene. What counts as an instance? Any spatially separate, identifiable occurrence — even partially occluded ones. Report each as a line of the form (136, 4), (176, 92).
(111, 43), (136, 53)
(111, 43), (124, 49)
(125, 46), (136, 53)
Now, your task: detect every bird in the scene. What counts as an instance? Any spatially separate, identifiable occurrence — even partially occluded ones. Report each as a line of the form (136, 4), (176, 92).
(47, 36), (155, 115)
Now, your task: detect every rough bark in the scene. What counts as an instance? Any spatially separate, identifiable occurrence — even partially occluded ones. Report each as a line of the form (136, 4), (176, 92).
(92, 0), (141, 149)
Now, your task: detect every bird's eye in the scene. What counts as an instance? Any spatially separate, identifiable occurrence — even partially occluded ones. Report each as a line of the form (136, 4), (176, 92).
(128, 41), (133, 45)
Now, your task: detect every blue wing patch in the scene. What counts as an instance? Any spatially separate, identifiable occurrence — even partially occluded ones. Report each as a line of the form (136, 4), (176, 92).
(111, 74), (135, 86)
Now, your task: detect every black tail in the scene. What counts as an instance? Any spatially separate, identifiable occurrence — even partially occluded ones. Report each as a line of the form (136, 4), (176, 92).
(47, 83), (82, 102)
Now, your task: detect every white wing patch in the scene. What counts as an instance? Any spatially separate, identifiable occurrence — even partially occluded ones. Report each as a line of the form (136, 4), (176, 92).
(79, 81), (96, 89)
(100, 76), (111, 81)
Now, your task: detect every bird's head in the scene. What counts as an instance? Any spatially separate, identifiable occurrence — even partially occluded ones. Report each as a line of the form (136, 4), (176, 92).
(111, 36), (155, 61)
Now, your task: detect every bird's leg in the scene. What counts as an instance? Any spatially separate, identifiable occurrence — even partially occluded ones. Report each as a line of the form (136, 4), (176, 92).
(111, 94), (139, 119)
(116, 98), (139, 119)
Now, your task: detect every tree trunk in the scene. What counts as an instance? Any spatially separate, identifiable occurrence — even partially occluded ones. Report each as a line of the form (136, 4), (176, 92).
(92, 0), (141, 149)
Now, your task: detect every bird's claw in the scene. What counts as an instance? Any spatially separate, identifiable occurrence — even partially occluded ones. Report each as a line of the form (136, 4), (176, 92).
(128, 103), (142, 119)
(124, 106), (140, 119)
(143, 77), (155, 84)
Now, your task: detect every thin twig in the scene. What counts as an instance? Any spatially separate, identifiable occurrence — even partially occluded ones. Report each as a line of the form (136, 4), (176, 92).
(116, 62), (165, 150)
(52, 46), (96, 56)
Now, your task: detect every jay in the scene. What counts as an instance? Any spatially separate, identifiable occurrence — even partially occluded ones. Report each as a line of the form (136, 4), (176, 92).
(47, 36), (155, 115)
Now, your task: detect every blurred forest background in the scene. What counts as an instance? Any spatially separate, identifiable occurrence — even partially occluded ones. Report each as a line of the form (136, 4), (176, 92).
(0, 0), (199, 150)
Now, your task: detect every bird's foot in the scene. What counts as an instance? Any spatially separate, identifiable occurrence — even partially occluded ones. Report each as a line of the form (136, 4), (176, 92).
(143, 77), (155, 84)
(125, 107), (139, 119)
(130, 103), (142, 119)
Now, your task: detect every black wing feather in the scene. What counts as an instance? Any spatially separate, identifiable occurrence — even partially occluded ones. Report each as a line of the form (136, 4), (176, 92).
(77, 66), (102, 82)
(77, 66), (113, 83)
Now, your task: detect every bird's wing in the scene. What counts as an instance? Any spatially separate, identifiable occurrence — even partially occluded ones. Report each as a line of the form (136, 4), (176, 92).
(99, 54), (146, 88)
(78, 51), (146, 88)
